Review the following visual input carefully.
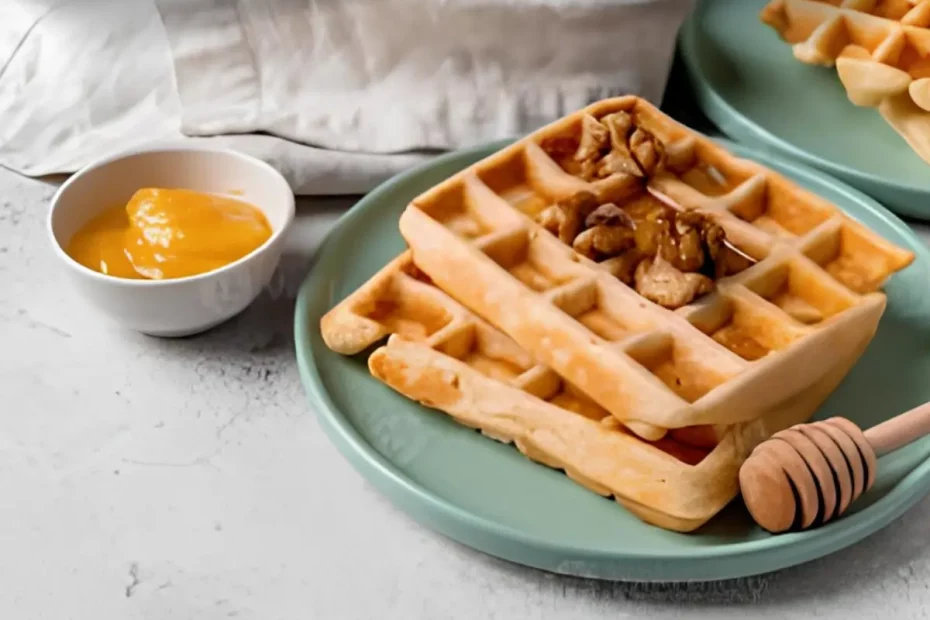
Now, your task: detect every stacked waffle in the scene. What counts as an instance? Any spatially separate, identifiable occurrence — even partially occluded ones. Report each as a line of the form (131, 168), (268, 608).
(320, 96), (914, 532)
(762, 0), (930, 163)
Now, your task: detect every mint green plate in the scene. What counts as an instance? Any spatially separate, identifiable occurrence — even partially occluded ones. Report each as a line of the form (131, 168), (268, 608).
(295, 139), (930, 582)
(680, 0), (930, 220)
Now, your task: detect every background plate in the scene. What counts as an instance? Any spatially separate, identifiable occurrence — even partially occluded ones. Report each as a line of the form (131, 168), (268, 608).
(679, 0), (930, 221)
(295, 138), (930, 582)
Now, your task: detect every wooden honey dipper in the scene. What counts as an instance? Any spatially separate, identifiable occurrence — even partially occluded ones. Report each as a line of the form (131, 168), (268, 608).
(739, 401), (930, 533)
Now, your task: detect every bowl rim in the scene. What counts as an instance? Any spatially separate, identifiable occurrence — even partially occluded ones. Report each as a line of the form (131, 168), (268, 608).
(46, 144), (296, 287)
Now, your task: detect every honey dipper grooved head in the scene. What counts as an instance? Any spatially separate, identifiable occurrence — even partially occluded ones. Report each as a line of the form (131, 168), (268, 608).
(739, 419), (877, 534)
(739, 448), (797, 534)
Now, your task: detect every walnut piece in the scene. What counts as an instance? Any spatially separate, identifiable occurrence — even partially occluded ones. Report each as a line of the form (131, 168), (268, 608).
(596, 152), (642, 180)
(572, 225), (635, 260)
(704, 219), (726, 260)
(595, 172), (645, 204)
(543, 108), (676, 184)
(535, 187), (755, 309)
(658, 211), (707, 273)
(659, 225), (704, 273)
(538, 191), (599, 244)
(602, 111), (633, 143)
(597, 111), (641, 178)
(576, 115), (610, 165)
(629, 128), (666, 176)
(584, 203), (636, 229)
(578, 160), (598, 182)
(634, 256), (714, 309)
(699, 215), (756, 278)
(633, 206), (673, 256)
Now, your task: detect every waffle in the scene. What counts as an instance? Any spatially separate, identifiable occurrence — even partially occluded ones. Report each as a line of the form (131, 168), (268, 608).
(320, 96), (914, 531)
(762, 0), (930, 163)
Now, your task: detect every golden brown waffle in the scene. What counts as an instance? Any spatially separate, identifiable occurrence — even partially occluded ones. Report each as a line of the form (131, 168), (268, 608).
(322, 251), (860, 531)
(762, 0), (930, 163)
(320, 96), (914, 531)
(771, 0), (930, 24)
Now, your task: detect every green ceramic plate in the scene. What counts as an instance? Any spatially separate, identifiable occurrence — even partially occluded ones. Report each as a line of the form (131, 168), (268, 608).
(679, 0), (930, 221)
(294, 139), (930, 582)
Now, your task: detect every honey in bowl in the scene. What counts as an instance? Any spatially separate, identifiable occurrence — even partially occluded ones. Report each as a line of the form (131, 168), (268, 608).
(67, 188), (272, 280)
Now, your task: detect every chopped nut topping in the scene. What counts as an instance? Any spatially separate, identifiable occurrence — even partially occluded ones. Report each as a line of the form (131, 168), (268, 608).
(584, 203), (636, 229)
(576, 115), (610, 170)
(535, 108), (754, 309)
(629, 128), (666, 177)
(572, 225), (635, 260)
(704, 219), (726, 258)
(660, 224), (704, 273)
(597, 152), (642, 179)
(538, 191), (599, 244)
(561, 190), (601, 216)
(593, 173), (644, 207)
(557, 111), (657, 181)
(602, 111), (633, 144)
(633, 206), (673, 256)
(535, 188), (757, 309)
(634, 256), (714, 309)
(544, 107), (686, 186)
(657, 210), (711, 273)
(578, 160), (598, 182)
(596, 112), (641, 178)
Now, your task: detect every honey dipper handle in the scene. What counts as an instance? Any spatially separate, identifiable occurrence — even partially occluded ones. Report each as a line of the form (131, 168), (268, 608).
(864, 402), (930, 457)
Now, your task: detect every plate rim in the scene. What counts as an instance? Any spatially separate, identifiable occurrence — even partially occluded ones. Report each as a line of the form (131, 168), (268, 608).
(678, 0), (930, 198)
(294, 137), (930, 582)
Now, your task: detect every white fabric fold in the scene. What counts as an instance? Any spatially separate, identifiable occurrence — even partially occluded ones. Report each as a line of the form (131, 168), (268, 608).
(0, 0), (692, 195)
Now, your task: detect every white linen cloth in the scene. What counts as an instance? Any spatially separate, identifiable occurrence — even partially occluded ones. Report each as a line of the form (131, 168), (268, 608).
(0, 0), (694, 195)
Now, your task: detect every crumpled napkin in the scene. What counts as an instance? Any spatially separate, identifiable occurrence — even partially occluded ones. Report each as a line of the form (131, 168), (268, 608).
(0, 0), (694, 195)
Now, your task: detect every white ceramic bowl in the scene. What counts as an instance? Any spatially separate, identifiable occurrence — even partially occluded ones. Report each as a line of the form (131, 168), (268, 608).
(48, 146), (295, 337)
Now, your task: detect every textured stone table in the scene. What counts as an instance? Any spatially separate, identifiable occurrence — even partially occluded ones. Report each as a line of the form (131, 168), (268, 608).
(3, 162), (930, 619)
